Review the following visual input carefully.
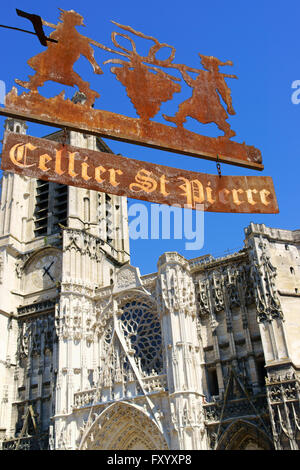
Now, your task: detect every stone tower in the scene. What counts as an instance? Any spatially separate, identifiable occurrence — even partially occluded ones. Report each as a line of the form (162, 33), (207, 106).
(0, 118), (129, 448)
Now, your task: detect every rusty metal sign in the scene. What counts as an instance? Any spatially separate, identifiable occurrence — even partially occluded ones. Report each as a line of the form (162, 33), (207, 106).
(1, 132), (278, 214)
(0, 9), (263, 171)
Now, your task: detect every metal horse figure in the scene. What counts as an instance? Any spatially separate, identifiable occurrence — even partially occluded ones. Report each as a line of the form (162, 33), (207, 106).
(15, 9), (103, 107)
(164, 55), (237, 138)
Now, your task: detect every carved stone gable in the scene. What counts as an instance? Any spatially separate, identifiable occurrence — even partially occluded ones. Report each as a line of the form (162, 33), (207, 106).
(113, 265), (142, 293)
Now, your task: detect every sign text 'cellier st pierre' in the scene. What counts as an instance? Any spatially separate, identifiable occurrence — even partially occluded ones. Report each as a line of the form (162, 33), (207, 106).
(2, 133), (278, 214)
(0, 8), (278, 214)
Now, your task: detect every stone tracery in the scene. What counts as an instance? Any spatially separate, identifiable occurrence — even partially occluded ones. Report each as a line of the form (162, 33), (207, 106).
(119, 296), (163, 375)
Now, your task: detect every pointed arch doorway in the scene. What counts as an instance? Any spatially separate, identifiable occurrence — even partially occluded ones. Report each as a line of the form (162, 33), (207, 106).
(216, 419), (274, 450)
(79, 402), (169, 450)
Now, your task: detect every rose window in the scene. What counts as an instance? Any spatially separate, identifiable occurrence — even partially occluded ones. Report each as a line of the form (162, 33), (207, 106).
(120, 298), (163, 375)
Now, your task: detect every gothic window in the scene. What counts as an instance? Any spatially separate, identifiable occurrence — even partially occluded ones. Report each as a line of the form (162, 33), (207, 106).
(98, 192), (120, 248)
(120, 298), (163, 375)
(53, 184), (68, 231)
(207, 367), (219, 397)
(84, 196), (90, 223)
(97, 193), (102, 235)
(34, 180), (49, 237)
(256, 359), (267, 388)
(88, 370), (94, 388)
(34, 181), (68, 237)
(106, 194), (113, 244)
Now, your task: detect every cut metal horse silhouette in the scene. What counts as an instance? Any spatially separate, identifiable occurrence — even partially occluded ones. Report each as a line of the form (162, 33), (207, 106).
(15, 9), (103, 106)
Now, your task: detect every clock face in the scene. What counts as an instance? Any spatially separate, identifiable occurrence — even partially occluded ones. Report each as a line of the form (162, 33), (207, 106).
(29, 253), (62, 290)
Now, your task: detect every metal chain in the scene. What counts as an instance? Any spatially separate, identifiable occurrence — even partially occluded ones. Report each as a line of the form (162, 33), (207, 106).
(62, 127), (67, 146)
(216, 154), (222, 177)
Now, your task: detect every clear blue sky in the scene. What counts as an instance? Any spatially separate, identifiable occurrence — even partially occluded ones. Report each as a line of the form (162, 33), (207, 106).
(1, 0), (299, 274)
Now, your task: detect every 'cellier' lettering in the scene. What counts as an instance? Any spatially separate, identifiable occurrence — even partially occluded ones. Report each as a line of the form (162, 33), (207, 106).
(2, 134), (279, 215)
(10, 143), (124, 189)
(9, 142), (36, 168)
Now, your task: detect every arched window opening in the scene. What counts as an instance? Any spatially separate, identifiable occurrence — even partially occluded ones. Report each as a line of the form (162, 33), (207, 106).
(256, 359), (267, 389)
(120, 298), (163, 376)
(207, 367), (219, 398)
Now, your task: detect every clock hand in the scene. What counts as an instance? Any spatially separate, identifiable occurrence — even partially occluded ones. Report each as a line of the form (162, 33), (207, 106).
(43, 261), (55, 282)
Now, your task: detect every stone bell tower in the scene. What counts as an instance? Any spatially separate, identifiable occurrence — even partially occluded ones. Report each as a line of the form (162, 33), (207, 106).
(0, 117), (130, 448)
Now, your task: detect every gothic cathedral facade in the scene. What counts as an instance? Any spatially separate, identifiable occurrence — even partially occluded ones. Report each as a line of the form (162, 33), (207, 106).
(0, 119), (300, 450)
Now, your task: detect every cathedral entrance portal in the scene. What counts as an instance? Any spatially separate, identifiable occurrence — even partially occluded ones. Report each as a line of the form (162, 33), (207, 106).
(215, 420), (274, 450)
(79, 402), (168, 450)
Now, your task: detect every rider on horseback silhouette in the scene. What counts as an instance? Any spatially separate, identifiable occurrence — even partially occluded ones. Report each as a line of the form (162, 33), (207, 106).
(16, 9), (103, 107)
